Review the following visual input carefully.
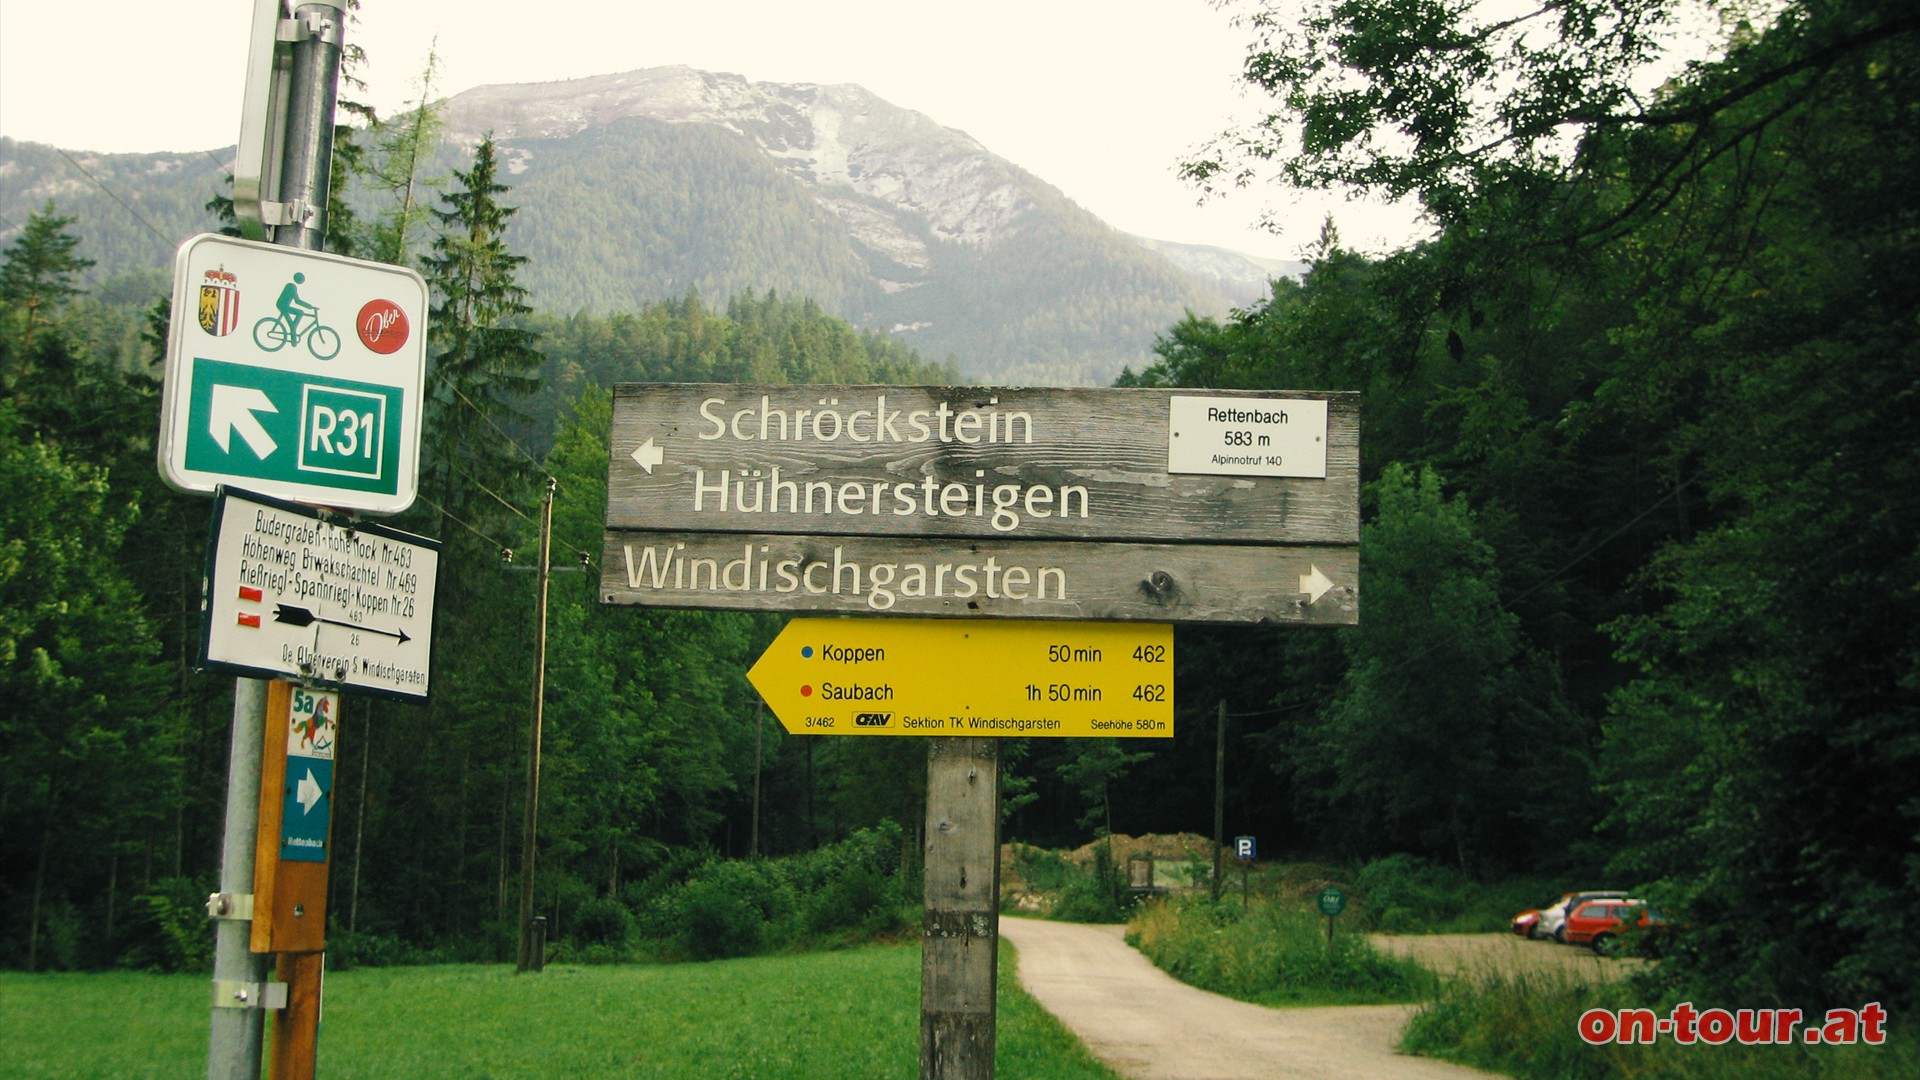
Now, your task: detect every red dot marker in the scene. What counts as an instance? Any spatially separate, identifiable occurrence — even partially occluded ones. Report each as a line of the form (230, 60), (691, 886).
(800, 685), (813, 697)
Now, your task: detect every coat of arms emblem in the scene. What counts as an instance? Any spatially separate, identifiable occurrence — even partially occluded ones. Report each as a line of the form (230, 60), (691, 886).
(198, 266), (240, 336)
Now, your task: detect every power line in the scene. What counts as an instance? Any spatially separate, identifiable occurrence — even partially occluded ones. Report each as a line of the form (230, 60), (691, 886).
(431, 371), (552, 479)
(425, 370), (599, 566)
(1506, 476), (1694, 609)
(54, 148), (174, 250)
(410, 490), (511, 554)
(443, 459), (535, 524)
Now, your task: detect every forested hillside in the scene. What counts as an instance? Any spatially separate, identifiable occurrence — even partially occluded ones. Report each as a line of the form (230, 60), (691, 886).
(0, 175), (964, 968)
(0, 64), (1249, 386)
(479, 114), (1219, 387)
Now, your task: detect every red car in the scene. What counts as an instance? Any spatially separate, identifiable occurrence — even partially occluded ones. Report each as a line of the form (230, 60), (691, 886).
(1511, 890), (1629, 941)
(1563, 898), (1670, 954)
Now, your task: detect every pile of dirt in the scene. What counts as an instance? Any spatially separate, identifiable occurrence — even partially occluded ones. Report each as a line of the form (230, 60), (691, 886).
(1058, 832), (1219, 867)
(999, 833), (1223, 912)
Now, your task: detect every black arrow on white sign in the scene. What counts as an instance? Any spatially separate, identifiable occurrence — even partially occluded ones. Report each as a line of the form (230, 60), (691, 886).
(274, 603), (412, 644)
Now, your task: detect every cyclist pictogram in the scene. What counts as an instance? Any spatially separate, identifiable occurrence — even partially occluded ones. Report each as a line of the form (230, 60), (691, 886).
(253, 272), (342, 360)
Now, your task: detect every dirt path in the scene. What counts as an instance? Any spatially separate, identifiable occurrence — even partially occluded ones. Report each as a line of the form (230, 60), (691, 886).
(999, 918), (1499, 1080)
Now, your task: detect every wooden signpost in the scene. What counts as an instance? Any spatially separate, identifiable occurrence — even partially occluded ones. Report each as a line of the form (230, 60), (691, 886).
(602, 531), (1354, 624)
(252, 681), (338, 1080)
(602, 384), (1359, 624)
(599, 383), (1360, 1079)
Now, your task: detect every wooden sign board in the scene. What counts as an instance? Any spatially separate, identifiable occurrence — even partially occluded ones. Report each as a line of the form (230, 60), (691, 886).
(600, 530), (1355, 624)
(605, 385), (1358, 546)
(600, 384), (1359, 625)
(251, 680), (336, 954)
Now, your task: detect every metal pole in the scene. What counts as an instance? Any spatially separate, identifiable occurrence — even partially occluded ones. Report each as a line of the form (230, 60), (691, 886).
(208, 7), (343, 1075)
(751, 701), (764, 857)
(516, 478), (556, 971)
(208, 679), (270, 1080)
(1212, 700), (1225, 902)
(348, 708), (369, 932)
(274, 4), (344, 250)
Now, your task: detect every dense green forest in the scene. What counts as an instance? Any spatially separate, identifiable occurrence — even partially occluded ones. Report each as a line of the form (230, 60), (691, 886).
(1134, 0), (1917, 1015)
(0, 0), (1913, 1026)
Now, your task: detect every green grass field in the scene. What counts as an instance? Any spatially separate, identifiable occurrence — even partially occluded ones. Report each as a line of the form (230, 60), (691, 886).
(0, 943), (1119, 1079)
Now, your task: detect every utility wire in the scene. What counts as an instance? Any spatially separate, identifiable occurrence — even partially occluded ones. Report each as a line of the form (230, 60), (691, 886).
(431, 370), (552, 478)
(55, 148), (174, 250)
(442, 459), (535, 525)
(427, 370), (598, 566)
(410, 490), (512, 554)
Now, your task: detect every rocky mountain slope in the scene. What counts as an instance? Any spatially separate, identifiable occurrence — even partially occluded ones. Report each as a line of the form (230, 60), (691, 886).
(2, 66), (1295, 384)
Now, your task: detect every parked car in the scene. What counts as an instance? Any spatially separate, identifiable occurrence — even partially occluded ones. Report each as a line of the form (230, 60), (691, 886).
(1563, 898), (1674, 954)
(1529, 890), (1629, 942)
(1511, 908), (1543, 937)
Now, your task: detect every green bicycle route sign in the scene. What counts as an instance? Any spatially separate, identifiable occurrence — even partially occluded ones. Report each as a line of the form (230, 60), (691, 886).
(160, 234), (428, 515)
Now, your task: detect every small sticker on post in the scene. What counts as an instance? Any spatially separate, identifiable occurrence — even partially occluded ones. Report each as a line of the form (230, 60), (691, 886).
(1167, 396), (1328, 478)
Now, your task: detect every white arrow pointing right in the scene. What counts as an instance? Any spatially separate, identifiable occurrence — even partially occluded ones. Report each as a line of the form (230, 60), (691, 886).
(1299, 564), (1335, 604)
(296, 768), (323, 815)
(210, 384), (279, 459)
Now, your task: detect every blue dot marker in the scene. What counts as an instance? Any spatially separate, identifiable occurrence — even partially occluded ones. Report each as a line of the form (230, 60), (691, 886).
(801, 646), (814, 659)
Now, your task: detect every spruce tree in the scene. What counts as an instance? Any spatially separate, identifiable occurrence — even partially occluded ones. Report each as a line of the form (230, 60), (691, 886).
(419, 133), (544, 528)
(0, 202), (93, 363)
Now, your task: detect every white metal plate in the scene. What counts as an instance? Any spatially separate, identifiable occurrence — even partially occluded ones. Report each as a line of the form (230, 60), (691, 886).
(1166, 395), (1328, 478)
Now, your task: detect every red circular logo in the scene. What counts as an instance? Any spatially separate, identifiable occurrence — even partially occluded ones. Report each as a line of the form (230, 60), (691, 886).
(356, 300), (411, 355)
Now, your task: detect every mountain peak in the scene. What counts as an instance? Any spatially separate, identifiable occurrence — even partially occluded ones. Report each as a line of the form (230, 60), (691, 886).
(444, 65), (1031, 249)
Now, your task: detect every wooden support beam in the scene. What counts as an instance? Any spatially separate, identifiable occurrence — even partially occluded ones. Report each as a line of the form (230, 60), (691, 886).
(921, 737), (1000, 1079)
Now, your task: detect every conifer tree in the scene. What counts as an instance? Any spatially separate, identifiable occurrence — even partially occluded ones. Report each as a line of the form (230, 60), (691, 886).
(419, 133), (544, 528)
(0, 202), (93, 363)
(368, 46), (446, 266)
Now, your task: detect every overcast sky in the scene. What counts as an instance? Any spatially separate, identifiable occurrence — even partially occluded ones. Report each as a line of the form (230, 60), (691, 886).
(0, 0), (1429, 260)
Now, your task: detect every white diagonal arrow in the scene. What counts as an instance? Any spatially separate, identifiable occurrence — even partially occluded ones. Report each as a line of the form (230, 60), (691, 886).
(1299, 564), (1335, 604)
(296, 768), (323, 815)
(210, 384), (279, 459)
(630, 436), (665, 474)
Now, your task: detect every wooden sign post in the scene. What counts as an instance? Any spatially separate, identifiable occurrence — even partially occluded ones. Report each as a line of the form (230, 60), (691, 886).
(921, 738), (1001, 1078)
(599, 383), (1361, 1079)
(602, 384), (1359, 624)
(253, 680), (340, 1080)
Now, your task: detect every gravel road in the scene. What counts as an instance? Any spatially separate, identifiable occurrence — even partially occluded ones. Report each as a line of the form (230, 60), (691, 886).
(999, 918), (1500, 1080)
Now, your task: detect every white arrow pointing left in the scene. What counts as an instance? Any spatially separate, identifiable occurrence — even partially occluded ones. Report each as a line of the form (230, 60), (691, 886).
(630, 436), (664, 474)
(296, 768), (323, 815)
(210, 384), (279, 459)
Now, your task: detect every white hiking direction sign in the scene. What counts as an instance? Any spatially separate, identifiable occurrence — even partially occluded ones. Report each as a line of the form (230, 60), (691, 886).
(160, 234), (428, 515)
(200, 488), (439, 700)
